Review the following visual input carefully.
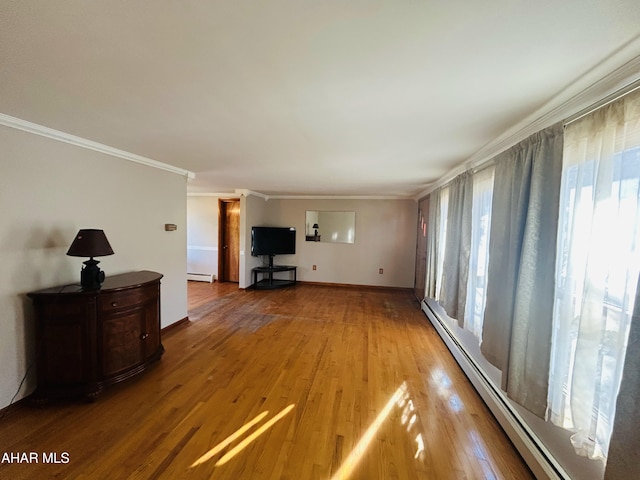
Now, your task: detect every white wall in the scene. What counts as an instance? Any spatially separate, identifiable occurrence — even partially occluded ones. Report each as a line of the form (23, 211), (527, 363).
(240, 194), (269, 288)
(261, 198), (417, 288)
(186, 195), (219, 278)
(189, 195), (419, 289)
(0, 125), (188, 409)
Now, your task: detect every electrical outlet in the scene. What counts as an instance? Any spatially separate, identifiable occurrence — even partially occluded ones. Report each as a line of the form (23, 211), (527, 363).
(379, 268), (383, 274)
(313, 265), (317, 271)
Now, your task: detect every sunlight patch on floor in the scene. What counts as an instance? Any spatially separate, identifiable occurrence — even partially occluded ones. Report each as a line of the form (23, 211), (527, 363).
(191, 404), (295, 469)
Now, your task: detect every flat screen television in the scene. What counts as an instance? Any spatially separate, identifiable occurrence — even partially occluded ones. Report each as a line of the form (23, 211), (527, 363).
(251, 226), (296, 265)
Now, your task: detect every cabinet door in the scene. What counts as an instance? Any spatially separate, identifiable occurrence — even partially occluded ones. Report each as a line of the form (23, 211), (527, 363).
(101, 309), (144, 377)
(37, 297), (96, 388)
(141, 292), (161, 359)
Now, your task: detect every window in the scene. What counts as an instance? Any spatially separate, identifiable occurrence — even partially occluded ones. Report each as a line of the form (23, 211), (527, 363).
(547, 93), (640, 459)
(435, 187), (449, 301)
(464, 167), (494, 340)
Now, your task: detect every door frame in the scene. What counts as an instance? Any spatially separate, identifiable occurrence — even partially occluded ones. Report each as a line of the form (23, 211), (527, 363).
(217, 198), (241, 283)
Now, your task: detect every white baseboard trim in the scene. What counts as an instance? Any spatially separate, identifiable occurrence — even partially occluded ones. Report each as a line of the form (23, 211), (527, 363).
(421, 299), (568, 480)
(187, 273), (214, 283)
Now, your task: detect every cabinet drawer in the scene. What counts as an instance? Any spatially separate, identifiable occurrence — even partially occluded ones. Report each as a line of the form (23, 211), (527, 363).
(98, 285), (158, 313)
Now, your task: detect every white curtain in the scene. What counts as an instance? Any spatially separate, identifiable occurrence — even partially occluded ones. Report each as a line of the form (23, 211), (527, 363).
(464, 166), (494, 340)
(435, 187), (449, 301)
(548, 89), (640, 459)
(425, 191), (440, 299)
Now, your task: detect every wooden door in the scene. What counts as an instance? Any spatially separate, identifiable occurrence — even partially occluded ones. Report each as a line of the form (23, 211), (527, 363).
(218, 199), (240, 283)
(414, 196), (429, 301)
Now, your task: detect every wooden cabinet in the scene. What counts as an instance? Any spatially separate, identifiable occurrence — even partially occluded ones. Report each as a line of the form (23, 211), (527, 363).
(27, 271), (163, 401)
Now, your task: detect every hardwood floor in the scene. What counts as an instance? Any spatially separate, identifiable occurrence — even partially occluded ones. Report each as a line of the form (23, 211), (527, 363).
(0, 281), (533, 479)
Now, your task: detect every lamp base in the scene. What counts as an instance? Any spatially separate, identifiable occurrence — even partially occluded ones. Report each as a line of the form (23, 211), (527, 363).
(80, 258), (106, 290)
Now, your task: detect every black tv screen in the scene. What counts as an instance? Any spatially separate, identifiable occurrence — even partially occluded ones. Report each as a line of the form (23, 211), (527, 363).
(251, 227), (296, 256)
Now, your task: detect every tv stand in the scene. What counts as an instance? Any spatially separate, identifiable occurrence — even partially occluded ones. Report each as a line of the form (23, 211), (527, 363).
(252, 264), (297, 289)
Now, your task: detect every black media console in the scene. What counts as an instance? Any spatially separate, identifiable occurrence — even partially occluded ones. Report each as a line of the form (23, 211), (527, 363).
(252, 265), (297, 289)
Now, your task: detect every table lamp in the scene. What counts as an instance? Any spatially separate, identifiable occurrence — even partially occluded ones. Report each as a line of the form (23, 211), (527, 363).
(66, 229), (114, 290)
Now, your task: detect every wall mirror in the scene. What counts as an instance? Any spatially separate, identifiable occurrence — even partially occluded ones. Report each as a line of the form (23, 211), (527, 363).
(305, 211), (355, 244)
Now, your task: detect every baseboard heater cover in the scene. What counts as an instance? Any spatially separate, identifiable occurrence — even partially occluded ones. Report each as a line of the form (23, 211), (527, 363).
(421, 299), (569, 480)
(187, 273), (214, 283)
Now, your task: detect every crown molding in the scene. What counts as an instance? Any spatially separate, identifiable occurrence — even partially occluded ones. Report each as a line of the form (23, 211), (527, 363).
(266, 194), (413, 201)
(235, 190), (413, 200)
(235, 189), (270, 200)
(414, 40), (640, 200)
(187, 192), (237, 197)
(0, 113), (195, 180)
(187, 190), (414, 201)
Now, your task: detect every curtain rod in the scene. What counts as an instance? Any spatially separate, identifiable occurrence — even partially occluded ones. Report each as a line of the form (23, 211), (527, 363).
(564, 79), (640, 126)
(471, 158), (495, 175)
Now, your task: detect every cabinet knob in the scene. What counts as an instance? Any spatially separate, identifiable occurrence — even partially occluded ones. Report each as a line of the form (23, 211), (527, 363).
(111, 302), (118, 307)
(140, 333), (149, 340)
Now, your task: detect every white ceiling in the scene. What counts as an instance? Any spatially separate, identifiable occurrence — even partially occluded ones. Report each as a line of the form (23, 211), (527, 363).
(2, 1), (640, 198)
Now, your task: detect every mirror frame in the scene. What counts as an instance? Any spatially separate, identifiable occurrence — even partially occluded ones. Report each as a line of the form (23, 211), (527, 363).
(305, 211), (356, 244)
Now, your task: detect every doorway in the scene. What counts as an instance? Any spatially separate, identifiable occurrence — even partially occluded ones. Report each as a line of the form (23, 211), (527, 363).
(218, 198), (240, 283)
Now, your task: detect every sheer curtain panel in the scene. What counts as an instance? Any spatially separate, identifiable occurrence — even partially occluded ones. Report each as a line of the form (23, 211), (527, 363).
(435, 187), (449, 301)
(425, 191), (441, 299)
(481, 123), (564, 418)
(548, 89), (640, 459)
(464, 166), (495, 340)
(415, 196), (430, 301)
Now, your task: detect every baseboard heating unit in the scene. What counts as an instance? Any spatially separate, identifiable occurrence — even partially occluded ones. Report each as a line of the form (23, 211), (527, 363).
(187, 273), (214, 283)
(421, 298), (569, 480)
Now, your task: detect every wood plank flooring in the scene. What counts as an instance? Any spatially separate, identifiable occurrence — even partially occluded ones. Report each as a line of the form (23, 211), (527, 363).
(0, 281), (533, 479)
